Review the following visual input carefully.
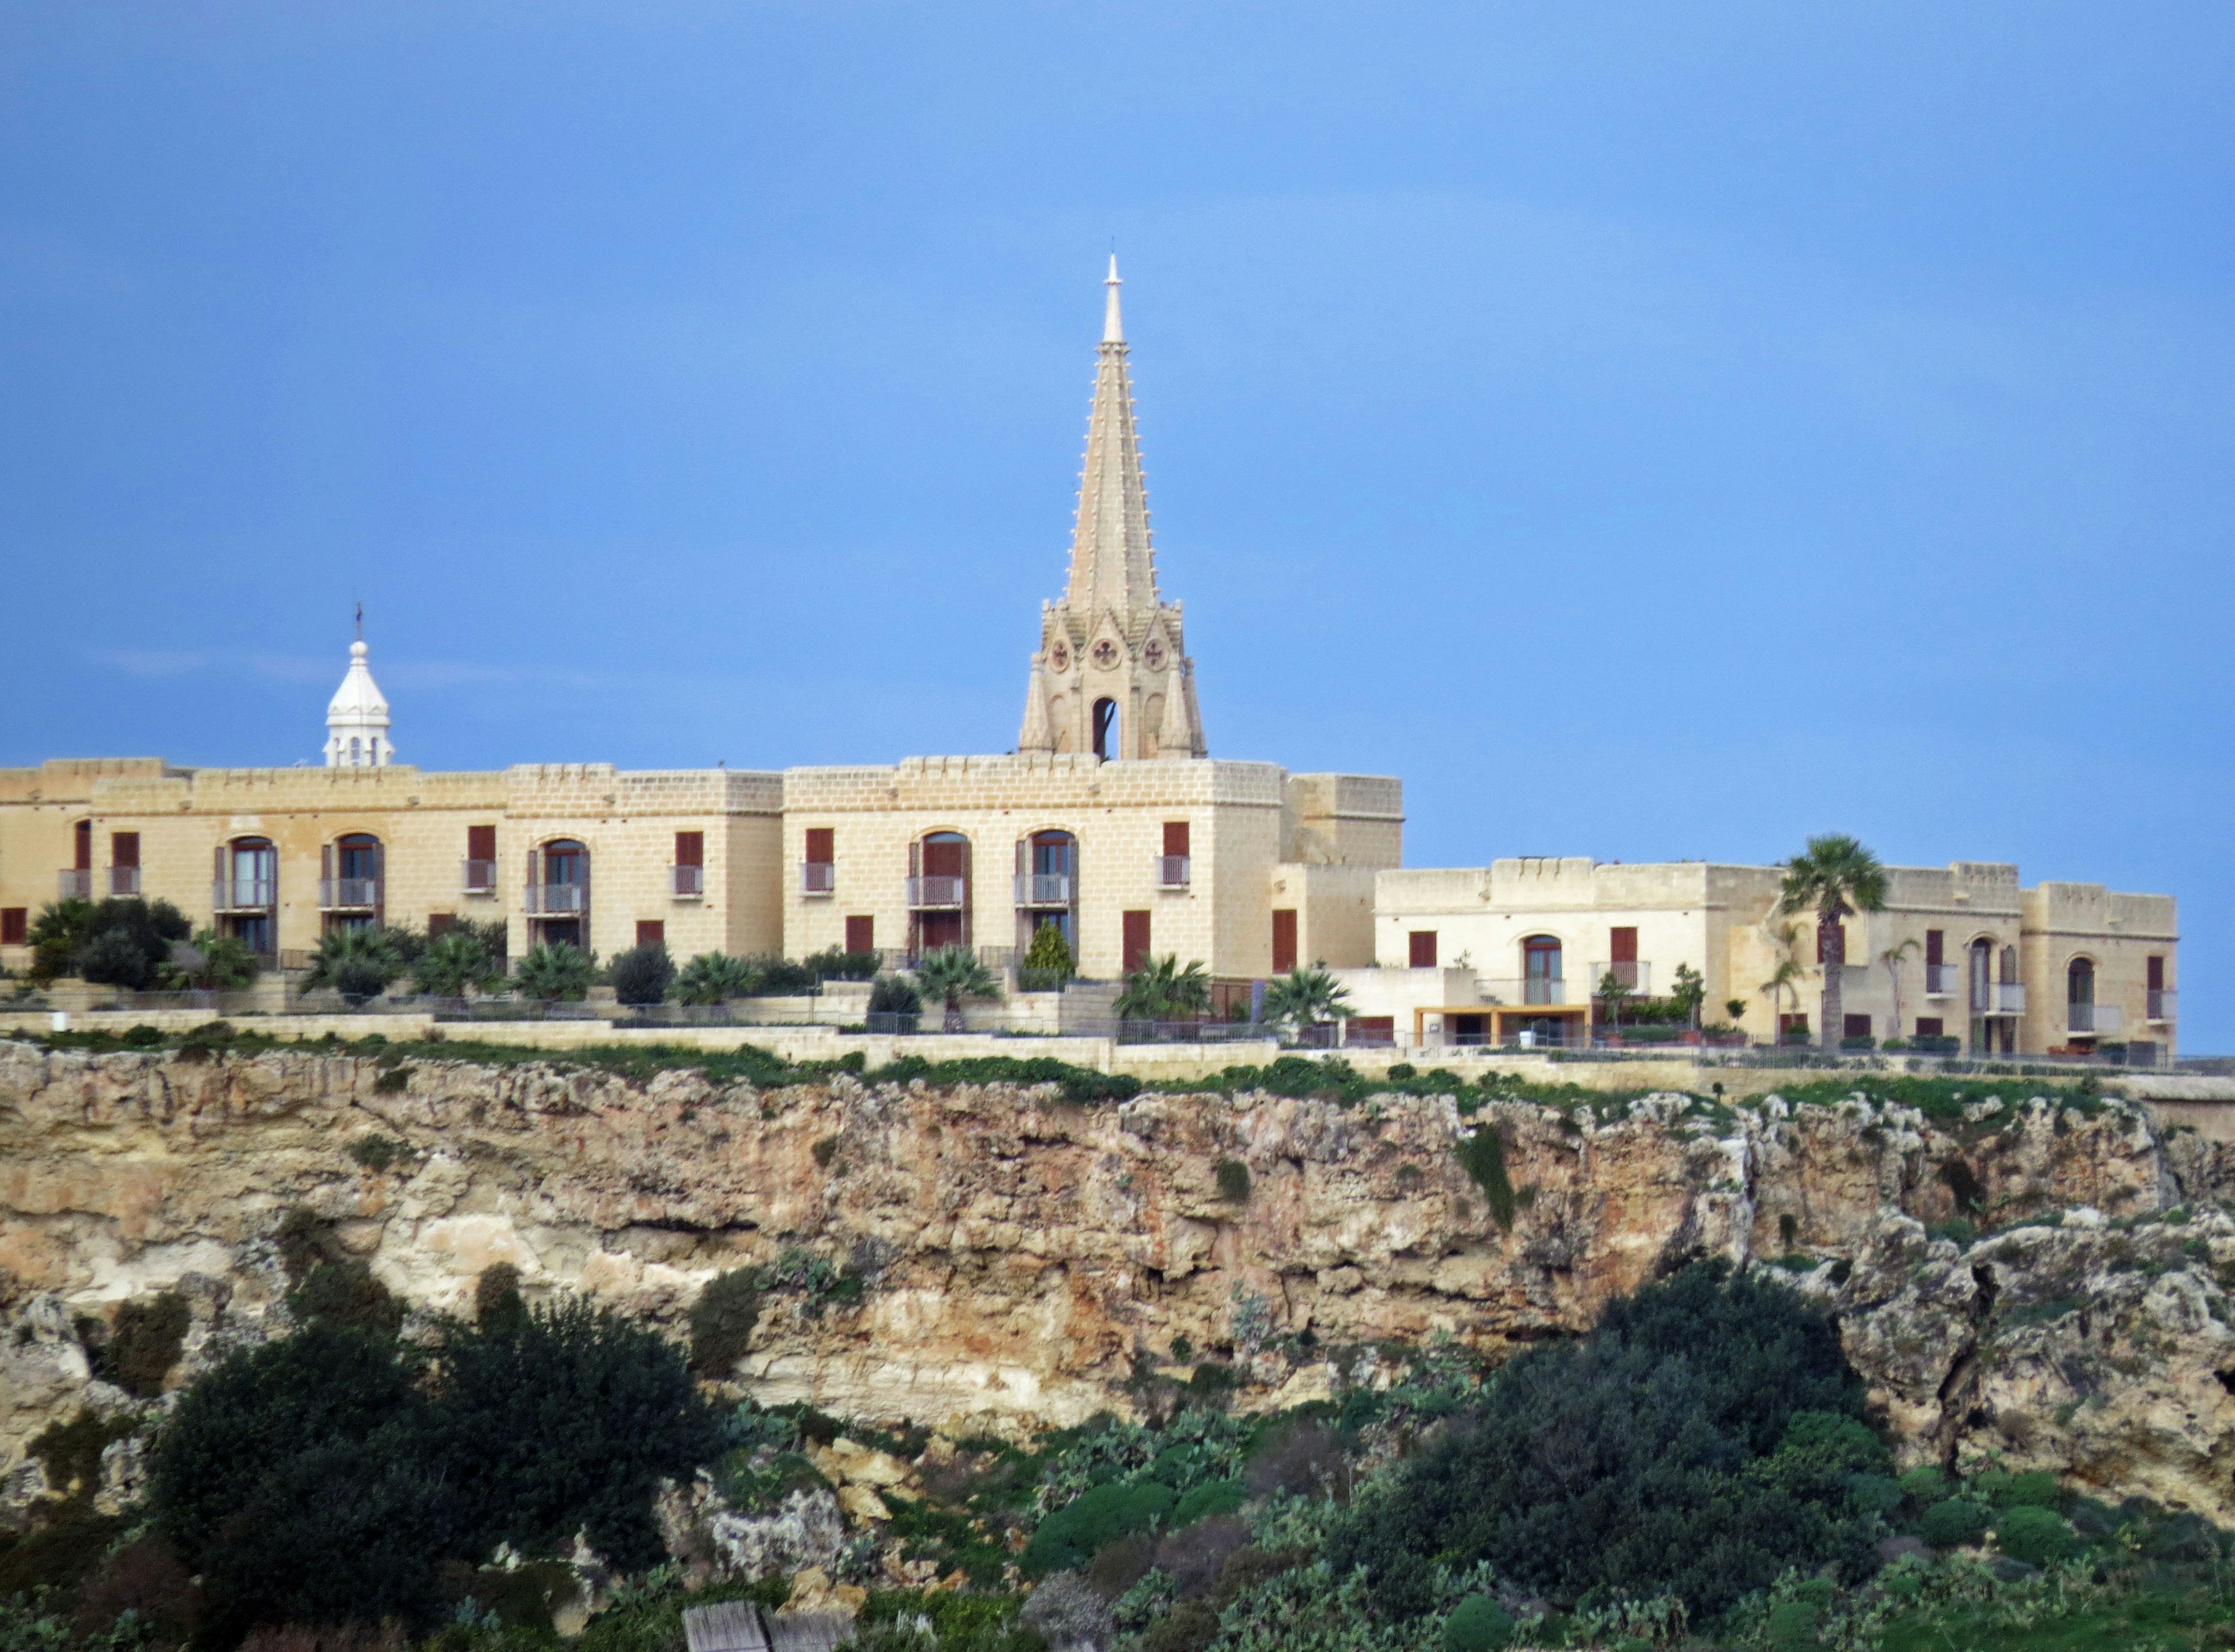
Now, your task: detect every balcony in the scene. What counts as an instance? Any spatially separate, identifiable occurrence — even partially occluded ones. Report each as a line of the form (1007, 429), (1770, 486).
(462, 859), (498, 896)
(318, 877), (380, 911)
(108, 867), (140, 897)
(1588, 961), (1652, 996)
(213, 877), (276, 913)
(1971, 982), (2026, 1017)
(1925, 962), (1958, 996)
(1155, 855), (1191, 890)
(2149, 988), (2176, 1022)
(524, 883), (588, 915)
(906, 875), (967, 910)
(1014, 872), (1072, 906)
(2069, 1003), (2124, 1036)
(58, 869), (93, 899)
(1480, 976), (1575, 1007)
(800, 861), (835, 896)
(671, 865), (704, 900)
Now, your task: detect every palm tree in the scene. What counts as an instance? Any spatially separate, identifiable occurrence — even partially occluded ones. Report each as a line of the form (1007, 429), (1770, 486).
(1261, 967), (1351, 1038)
(1761, 959), (1803, 1044)
(913, 946), (1000, 1032)
(1113, 955), (1212, 1025)
(1879, 937), (1920, 1041)
(1775, 834), (1890, 1052)
(413, 930), (498, 999)
(674, 951), (755, 1006)
(304, 925), (407, 1004)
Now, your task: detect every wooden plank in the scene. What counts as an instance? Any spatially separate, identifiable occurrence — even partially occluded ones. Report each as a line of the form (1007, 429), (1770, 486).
(682, 1601), (770, 1652)
(765, 1613), (853, 1652)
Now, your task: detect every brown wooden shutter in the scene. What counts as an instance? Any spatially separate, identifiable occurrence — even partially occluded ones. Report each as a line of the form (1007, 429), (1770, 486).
(1163, 822), (1190, 858)
(1, 909), (25, 946)
(846, 915), (874, 954)
(1271, 909), (1297, 974)
(636, 920), (665, 948)
(923, 837), (964, 878)
(1609, 926), (1637, 964)
(74, 820), (92, 871)
(111, 832), (139, 869)
(1844, 1014), (1872, 1039)
(805, 827), (834, 864)
(1122, 910), (1151, 973)
(428, 913), (456, 937)
(2148, 955), (2165, 990)
(468, 825), (498, 861)
(1925, 929), (1944, 967)
(1409, 930), (1438, 968)
(1915, 1018), (1942, 1038)
(675, 831), (704, 868)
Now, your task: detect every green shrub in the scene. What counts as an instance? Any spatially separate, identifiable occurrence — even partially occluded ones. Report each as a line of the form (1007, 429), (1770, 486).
(414, 929), (499, 997)
(515, 942), (596, 1001)
(609, 944), (676, 1007)
(1993, 1504), (2079, 1566)
(690, 1269), (764, 1377)
(1214, 1159), (1251, 1202)
(870, 975), (924, 1016)
(1455, 1127), (1516, 1229)
(1172, 1479), (1246, 1525)
(306, 927), (409, 1000)
(1897, 1465), (1949, 1505)
(1023, 923), (1076, 980)
(804, 947), (882, 982)
(119, 1022), (166, 1048)
(476, 1263), (527, 1331)
(31, 896), (192, 986)
(675, 951), (755, 1005)
(2002, 1470), (2062, 1507)
(108, 1291), (191, 1398)
(1023, 1480), (1177, 1575)
(1323, 1262), (1878, 1622)
(1918, 1498), (1993, 1548)
(349, 1133), (407, 1171)
(1442, 1595), (1515, 1652)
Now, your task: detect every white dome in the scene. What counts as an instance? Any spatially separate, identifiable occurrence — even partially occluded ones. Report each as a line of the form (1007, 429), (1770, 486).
(325, 637), (395, 767)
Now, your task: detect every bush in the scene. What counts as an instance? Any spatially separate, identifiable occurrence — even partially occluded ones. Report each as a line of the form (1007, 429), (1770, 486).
(514, 942), (596, 1001)
(870, 975), (924, 1016)
(107, 1291), (191, 1398)
(2003, 1470), (2061, 1506)
(1918, 1498), (1993, 1548)
(609, 944), (676, 1007)
(1172, 1479), (1246, 1525)
(1442, 1595), (1515, 1652)
(675, 951), (754, 1006)
(690, 1269), (764, 1377)
(1024, 1481), (1177, 1575)
(1323, 1262), (1878, 1622)
(1454, 1127), (1515, 1230)
(1993, 1504), (2078, 1566)
(804, 947), (882, 982)
(1023, 924), (1076, 981)
(31, 896), (193, 986)
(1214, 1160), (1251, 1202)
(476, 1263), (527, 1331)
(306, 927), (409, 999)
(413, 930), (497, 998)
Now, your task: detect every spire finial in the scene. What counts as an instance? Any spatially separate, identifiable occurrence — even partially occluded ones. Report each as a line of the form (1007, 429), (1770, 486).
(353, 600), (363, 642)
(1102, 254), (1124, 344)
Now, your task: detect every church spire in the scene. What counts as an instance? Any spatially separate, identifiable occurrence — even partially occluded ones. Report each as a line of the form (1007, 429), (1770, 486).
(1018, 263), (1207, 761)
(324, 617), (395, 768)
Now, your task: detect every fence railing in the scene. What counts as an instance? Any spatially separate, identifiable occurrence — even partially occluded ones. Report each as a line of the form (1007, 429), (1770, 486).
(523, 883), (587, 915)
(1155, 855), (1191, 889)
(212, 877), (276, 912)
(462, 859), (498, 894)
(318, 877), (379, 911)
(2067, 1002), (2124, 1035)
(2149, 988), (2176, 1022)
(670, 865), (704, 898)
(800, 861), (835, 895)
(1971, 982), (2026, 1015)
(1587, 961), (1650, 994)
(906, 876), (967, 909)
(1479, 976), (1574, 1006)
(1924, 963), (1958, 996)
(108, 867), (141, 896)
(58, 869), (93, 899)
(1014, 873), (1072, 905)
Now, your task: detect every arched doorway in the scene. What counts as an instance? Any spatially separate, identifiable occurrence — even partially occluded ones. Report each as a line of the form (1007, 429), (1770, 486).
(1522, 935), (1563, 1004)
(909, 832), (970, 958)
(322, 833), (384, 930)
(2067, 956), (2098, 1038)
(530, 839), (590, 950)
(217, 837), (278, 958)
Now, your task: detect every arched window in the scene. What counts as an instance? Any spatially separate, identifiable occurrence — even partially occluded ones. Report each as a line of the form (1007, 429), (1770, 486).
(323, 832), (383, 919)
(910, 832), (970, 957)
(1092, 698), (1118, 761)
(1968, 937), (1993, 1010)
(2067, 957), (2095, 1006)
(1016, 830), (1077, 953)
(218, 837), (277, 957)
(1523, 935), (1563, 1004)
(531, 840), (589, 950)
(348, 736), (361, 765)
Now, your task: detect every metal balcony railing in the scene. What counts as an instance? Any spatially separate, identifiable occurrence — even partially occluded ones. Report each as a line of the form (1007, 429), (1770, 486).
(1589, 961), (1651, 994)
(318, 877), (380, 911)
(2149, 988), (2175, 1022)
(1480, 976), (1573, 1007)
(1925, 963), (1958, 996)
(58, 869), (93, 899)
(2069, 1003), (2124, 1035)
(906, 875), (967, 910)
(671, 865), (704, 899)
(524, 883), (588, 915)
(1971, 982), (2026, 1015)
(108, 867), (140, 896)
(800, 861), (835, 896)
(462, 859), (498, 894)
(1155, 855), (1191, 889)
(1014, 872), (1072, 905)
(213, 877), (276, 912)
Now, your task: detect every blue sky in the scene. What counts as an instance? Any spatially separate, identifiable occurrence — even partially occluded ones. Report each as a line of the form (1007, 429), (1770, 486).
(3, 5), (2230, 1042)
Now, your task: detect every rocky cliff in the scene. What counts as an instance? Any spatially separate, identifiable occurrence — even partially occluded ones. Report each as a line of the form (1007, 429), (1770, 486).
(6, 1041), (2235, 1525)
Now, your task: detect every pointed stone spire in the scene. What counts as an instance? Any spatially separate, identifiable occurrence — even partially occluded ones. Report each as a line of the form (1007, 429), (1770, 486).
(1018, 263), (1207, 761)
(324, 620), (395, 768)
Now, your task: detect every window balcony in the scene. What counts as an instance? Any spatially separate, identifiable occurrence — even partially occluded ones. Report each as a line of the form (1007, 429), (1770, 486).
(58, 869), (93, 899)
(462, 859), (498, 896)
(213, 877), (276, 913)
(1588, 961), (1651, 995)
(1924, 963), (1958, 996)
(800, 861), (835, 896)
(1015, 872), (1072, 906)
(671, 865), (704, 900)
(524, 883), (588, 915)
(2069, 1003), (2124, 1036)
(1480, 976), (1575, 1007)
(108, 867), (140, 897)
(1971, 982), (2025, 1016)
(906, 876), (967, 910)
(2149, 988), (2175, 1022)
(319, 877), (380, 911)
(1155, 855), (1191, 890)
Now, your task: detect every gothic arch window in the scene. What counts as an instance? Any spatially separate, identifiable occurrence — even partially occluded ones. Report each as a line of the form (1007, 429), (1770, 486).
(1092, 698), (1118, 761)
(1522, 935), (1563, 1004)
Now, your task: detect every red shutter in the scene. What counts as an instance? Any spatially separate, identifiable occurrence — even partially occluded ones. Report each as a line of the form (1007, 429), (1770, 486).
(428, 914), (456, 937)
(636, 920), (665, 948)
(923, 838), (964, 878)
(1271, 910), (1298, 974)
(675, 831), (704, 868)
(111, 832), (140, 869)
(1122, 911), (1151, 973)
(2148, 955), (2165, 990)
(805, 828), (835, 864)
(1915, 1018), (1943, 1038)
(1, 909), (26, 945)
(1163, 822), (1190, 858)
(73, 820), (92, 871)
(1609, 926), (1637, 964)
(1409, 930), (1438, 968)
(1844, 1014), (1872, 1039)
(845, 915), (875, 954)
(468, 825), (498, 861)
(1925, 929), (1944, 967)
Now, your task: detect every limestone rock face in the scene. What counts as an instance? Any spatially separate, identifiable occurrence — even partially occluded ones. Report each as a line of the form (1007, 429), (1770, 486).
(5, 1044), (2235, 1518)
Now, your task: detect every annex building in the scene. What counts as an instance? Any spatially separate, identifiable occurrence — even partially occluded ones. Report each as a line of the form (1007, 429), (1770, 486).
(0, 265), (2178, 1058)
